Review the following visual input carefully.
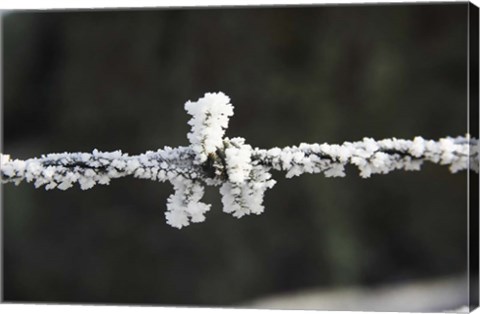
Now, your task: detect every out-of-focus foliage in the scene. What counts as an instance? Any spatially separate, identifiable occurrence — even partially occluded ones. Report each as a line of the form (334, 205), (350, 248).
(2, 4), (469, 309)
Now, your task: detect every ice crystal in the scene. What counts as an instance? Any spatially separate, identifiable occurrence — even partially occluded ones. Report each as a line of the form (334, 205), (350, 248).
(1, 92), (478, 228)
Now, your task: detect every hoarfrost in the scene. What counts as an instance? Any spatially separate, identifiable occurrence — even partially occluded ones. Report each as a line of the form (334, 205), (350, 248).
(1, 92), (478, 228)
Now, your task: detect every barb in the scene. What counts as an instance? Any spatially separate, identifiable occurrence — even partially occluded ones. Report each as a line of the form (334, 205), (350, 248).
(1, 92), (478, 228)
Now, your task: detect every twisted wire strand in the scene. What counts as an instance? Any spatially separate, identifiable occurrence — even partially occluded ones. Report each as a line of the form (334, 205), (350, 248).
(1, 136), (477, 190)
(2, 92), (477, 228)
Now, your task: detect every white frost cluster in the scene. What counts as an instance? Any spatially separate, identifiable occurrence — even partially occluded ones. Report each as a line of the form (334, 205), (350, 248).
(1, 92), (478, 229)
(220, 165), (276, 218)
(220, 137), (276, 218)
(224, 137), (253, 184)
(165, 177), (211, 229)
(185, 92), (233, 164)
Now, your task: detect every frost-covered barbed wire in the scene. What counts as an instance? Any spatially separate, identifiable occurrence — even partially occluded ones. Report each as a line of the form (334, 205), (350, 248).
(253, 135), (478, 178)
(1, 92), (478, 228)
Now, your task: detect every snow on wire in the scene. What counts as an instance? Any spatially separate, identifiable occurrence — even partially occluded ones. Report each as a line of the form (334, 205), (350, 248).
(1, 92), (478, 228)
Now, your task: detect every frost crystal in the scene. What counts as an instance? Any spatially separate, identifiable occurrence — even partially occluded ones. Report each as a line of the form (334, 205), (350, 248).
(220, 163), (276, 218)
(1, 92), (478, 228)
(185, 92), (233, 164)
(165, 177), (211, 229)
(220, 137), (276, 218)
(224, 137), (253, 184)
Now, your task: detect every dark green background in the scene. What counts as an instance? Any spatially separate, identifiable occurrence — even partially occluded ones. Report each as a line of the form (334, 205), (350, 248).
(2, 3), (469, 309)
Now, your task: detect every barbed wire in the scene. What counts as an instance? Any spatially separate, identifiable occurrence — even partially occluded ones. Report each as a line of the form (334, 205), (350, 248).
(1, 92), (478, 228)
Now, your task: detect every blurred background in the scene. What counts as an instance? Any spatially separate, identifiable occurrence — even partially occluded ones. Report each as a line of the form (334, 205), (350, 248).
(1, 3), (470, 311)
